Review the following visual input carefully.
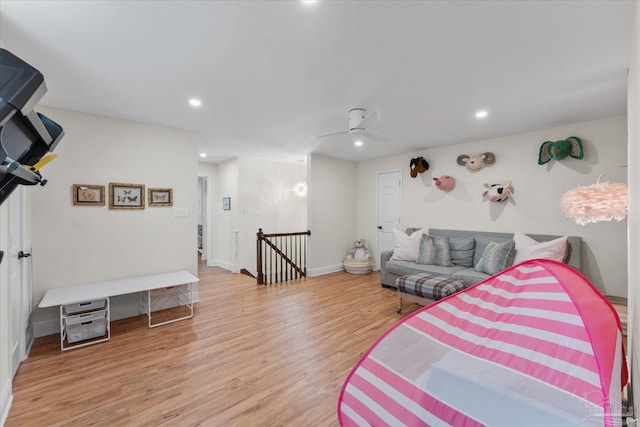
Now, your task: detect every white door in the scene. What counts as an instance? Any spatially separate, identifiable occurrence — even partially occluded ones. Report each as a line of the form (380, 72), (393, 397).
(7, 188), (27, 377)
(376, 170), (401, 269)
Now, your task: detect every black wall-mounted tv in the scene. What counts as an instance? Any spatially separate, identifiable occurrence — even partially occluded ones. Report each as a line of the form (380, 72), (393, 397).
(0, 48), (64, 205)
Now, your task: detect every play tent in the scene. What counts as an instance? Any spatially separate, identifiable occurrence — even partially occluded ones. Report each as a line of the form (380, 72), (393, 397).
(338, 259), (628, 426)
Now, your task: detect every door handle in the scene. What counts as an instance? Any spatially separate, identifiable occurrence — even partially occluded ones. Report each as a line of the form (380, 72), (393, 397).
(18, 251), (31, 259)
(377, 226), (383, 230)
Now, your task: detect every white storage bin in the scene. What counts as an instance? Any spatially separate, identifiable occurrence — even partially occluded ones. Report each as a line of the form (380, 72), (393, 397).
(64, 309), (107, 325)
(66, 317), (107, 343)
(63, 298), (106, 314)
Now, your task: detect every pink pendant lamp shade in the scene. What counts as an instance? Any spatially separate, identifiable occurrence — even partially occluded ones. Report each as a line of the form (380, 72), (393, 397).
(560, 166), (628, 225)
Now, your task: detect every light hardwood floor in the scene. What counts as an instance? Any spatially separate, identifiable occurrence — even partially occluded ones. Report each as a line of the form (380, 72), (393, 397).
(7, 262), (418, 426)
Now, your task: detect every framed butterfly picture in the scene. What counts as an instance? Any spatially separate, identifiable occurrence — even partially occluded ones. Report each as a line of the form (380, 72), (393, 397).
(148, 188), (173, 206)
(109, 182), (145, 209)
(72, 184), (105, 206)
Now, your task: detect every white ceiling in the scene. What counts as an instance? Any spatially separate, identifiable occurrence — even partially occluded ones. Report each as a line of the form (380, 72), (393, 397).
(0, 0), (634, 164)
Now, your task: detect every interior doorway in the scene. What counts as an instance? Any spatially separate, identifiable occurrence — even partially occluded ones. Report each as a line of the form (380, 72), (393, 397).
(197, 176), (209, 263)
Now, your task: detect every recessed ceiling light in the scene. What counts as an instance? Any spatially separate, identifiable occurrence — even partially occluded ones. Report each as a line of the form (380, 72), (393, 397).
(354, 140), (363, 147)
(475, 110), (488, 119)
(189, 98), (202, 107)
(200, 153), (207, 158)
(302, 0), (318, 4)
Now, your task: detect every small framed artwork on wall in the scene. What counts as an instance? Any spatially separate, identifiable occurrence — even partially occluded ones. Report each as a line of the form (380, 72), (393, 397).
(109, 182), (145, 209)
(148, 188), (173, 206)
(223, 197), (231, 211)
(73, 184), (105, 206)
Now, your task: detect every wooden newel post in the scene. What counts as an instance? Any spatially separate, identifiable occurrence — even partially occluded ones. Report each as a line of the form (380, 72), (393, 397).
(256, 228), (264, 285)
(305, 229), (311, 277)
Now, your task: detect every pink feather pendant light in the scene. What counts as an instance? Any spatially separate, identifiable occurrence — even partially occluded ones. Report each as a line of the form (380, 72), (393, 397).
(560, 166), (628, 225)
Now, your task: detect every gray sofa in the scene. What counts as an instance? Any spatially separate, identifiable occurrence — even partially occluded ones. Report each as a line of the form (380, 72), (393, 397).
(380, 228), (582, 289)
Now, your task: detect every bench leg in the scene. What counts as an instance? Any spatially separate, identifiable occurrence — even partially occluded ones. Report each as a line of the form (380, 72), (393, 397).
(396, 291), (402, 314)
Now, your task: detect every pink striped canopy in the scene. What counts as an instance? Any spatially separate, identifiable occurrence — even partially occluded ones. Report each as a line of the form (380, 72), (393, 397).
(338, 259), (628, 426)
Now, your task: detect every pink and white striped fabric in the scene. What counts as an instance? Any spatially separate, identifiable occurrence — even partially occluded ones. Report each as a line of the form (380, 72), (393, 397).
(338, 259), (628, 426)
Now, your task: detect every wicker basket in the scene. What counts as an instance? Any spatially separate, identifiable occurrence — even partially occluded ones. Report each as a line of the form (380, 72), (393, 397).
(344, 257), (373, 275)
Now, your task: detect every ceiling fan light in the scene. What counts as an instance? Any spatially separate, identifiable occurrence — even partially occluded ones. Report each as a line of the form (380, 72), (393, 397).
(354, 140), (363, 147)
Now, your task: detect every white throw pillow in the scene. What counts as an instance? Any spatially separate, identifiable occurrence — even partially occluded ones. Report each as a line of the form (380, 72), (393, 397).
(513, 231), (568, 264)
(390, 228), (428, 262)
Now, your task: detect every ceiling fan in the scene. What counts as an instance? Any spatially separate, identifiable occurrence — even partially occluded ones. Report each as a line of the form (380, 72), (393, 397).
(312, 108), (392, 142)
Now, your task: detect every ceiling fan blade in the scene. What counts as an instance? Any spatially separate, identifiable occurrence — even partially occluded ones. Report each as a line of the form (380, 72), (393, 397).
(310, 130), (350, 139)
(364, 130), (392, 141)
(357, 109), (380, 128)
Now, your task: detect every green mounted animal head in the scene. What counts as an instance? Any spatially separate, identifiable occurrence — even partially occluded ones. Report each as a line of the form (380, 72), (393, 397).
(538, 136), (583, 165)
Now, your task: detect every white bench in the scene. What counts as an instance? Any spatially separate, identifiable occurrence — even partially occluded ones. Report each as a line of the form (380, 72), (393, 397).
(38, 271), (199, 351)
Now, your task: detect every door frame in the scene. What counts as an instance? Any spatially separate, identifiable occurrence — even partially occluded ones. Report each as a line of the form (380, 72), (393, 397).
(7, 187), (28, 377)
(197, 175), (211, 265)
(376, 169), (402, 270)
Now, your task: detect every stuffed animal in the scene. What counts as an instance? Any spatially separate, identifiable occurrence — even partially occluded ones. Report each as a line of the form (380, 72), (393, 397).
(457, 152), (496, 172)
(538, 136), (584, 165)
(409, 157), (429, 178)
(347, 239), (371, 259)
(433, 175), (456, 191)
(483, 181), (514, 202)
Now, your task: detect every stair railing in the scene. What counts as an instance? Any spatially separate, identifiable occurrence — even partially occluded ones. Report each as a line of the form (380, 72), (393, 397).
(256, 228), (311, 285)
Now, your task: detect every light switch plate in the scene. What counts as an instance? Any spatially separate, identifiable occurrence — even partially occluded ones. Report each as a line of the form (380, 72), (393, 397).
(174, 207), (189, 217)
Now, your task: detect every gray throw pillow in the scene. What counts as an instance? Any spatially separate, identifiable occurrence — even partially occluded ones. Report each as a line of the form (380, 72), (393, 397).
(449, 237), (475, 267)
(417, 235), (453, 267)
(474, 239), (516, 276)
(474, 235), (509, 266)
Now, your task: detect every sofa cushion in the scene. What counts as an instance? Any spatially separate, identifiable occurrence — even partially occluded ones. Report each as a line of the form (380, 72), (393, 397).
(390, 228), (427, 262)
(513, 231), (568, 264)
(417, 235), (453, 267)
(448, 237), (475, 267)
(474, 240), (516, 276)
(473, 234), (510, 266)
(385, 260), (466, 278)
(451, 268), (490, 286)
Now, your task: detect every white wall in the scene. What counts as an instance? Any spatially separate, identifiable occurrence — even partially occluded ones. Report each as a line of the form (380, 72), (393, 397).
(212, 158), (239, 271)
(627, 0), (639, 413)
(237, 157), (308, 276)
(308, 154), (357, 275)
(0, 37), (13, 424)
(0, 202), (11, 425)
(207, 157), (308, 276)
(358, 116), (628, 296)
(31, 107), (198, 332)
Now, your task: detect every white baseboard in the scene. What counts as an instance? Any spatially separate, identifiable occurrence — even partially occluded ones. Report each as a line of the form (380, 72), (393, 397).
(208, 258), (235, 272)
(0, 379), (12, 427)
(308, 264), (344, 277)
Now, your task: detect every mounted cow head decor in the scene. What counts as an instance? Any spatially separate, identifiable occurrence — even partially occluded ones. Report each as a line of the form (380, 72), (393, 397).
(538, 136), (584, 165)
(482, 181), (514, 202)
(409, 156), (429, 178)
(457, 152), (496, 173)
